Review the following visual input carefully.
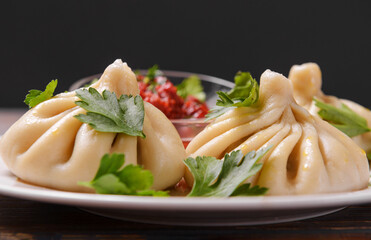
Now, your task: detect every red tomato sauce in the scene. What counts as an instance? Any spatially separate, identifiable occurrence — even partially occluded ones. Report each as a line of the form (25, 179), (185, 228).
(137, 75), (209, 119)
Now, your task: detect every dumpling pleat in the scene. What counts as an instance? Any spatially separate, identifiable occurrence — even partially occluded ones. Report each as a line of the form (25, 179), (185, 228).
(138, 102), (185, 190)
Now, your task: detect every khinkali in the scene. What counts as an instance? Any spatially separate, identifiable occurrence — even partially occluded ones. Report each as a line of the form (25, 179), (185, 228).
(0, 59), (185, 192)
(288, 63), (371, 155)
(186, 70), (369, 195)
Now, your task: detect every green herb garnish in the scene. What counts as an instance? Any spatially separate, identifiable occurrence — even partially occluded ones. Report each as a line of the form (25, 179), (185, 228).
(176, 75), (206, 102)
(367, 152), (371, 161)
(142, 64), (163, 85)
(74, 88), (145, 138)
(314, 98), (371, 137)
(230, 183), (268, 196)
(205, 71), (259, 121)
(184, 147), (270, 197)
(79, 153), (168, 196)
(146, 64), (159, 82)
(24, 80), (58, 108)
(138, 64), (164, 92)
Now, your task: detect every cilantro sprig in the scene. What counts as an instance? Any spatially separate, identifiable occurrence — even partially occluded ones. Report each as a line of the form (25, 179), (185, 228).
(24, 80), (58, 108)
(314, 98), (371, 137)
(184, 147), (270, 197)
(79, 147), (269, 197)
(74, 88), (146, 138)
(176, 75), (206, 102)
(79, 153), (168, 196)
(205, 71), (259, 121)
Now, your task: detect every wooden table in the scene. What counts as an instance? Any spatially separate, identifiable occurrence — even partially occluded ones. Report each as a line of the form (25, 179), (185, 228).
(1, 109), (371, 239)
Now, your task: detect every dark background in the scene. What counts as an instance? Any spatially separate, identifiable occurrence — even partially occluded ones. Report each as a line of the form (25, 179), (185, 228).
(1, 0), (371, 108)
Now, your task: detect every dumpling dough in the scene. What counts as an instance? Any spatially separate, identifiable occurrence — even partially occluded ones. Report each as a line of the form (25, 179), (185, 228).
(0, 59), (185, 192)
(186, 70), (369, 195)
(289, 62), (371, 155)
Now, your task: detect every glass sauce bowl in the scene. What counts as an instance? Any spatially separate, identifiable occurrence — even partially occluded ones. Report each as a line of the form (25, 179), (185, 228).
(69, 70), (233, 148)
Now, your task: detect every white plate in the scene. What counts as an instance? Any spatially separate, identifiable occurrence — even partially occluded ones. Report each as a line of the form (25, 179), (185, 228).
(0, 159), (370, 226)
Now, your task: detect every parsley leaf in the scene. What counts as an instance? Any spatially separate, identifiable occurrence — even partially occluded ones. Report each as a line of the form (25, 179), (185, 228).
(231, 183), (268, 196)
(228, 72), (259, 106)
(24, 80), (58, 108)
(176, 75), (206, 102)
(79, 153), (168, 196)
(205, 71), (259, 121)
(184, 147), (271, 197)
(314, 98), (371, 137)
(74, 88), (145, 138)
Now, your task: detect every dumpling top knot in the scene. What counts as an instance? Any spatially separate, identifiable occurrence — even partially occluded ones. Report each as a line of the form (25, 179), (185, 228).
(259, 70), (295, 107)
(261, 70), (293, 99)
(288, 62), (323, 108)
(90, 59), (139, 96)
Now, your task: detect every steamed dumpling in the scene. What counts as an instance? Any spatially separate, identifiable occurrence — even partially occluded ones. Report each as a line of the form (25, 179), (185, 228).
(0, 59), (185, 192)
(186, 70), (369, 195)
(288, 63), (371, 155)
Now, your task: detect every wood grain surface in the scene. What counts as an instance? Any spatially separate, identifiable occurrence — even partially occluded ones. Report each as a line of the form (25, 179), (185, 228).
(0, 194), (370, 239)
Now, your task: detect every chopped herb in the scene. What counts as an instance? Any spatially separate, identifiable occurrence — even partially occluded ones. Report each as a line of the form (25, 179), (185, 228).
(142, 64), (162, 85)
(176, 75), (206, 102)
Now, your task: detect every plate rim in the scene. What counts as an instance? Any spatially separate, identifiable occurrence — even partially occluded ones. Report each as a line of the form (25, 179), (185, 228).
(0, 159), (370, 212)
